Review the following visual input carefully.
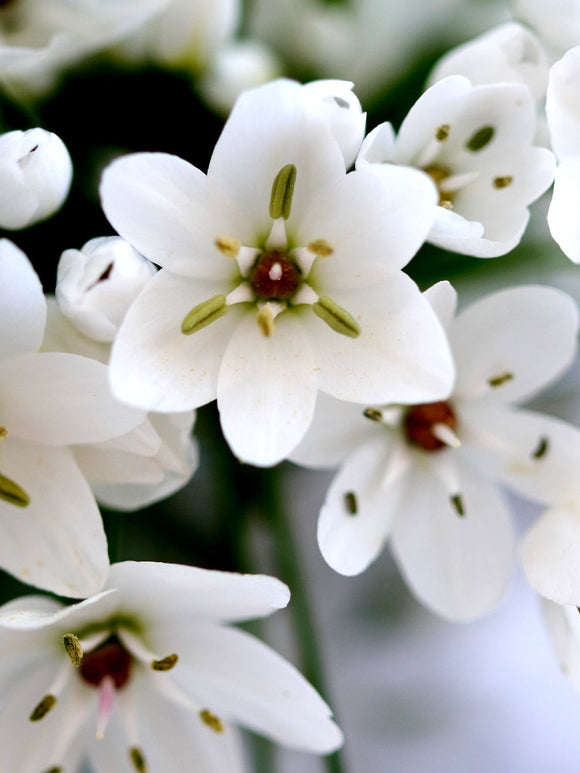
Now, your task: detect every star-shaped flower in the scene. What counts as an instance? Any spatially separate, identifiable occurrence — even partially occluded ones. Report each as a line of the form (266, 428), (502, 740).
(0, 239), (144, 596)
(291, 282), (579, 620)
(357, 75), (555, 257)
(0, 561), (343, 772)
(100, 78), (454, 466)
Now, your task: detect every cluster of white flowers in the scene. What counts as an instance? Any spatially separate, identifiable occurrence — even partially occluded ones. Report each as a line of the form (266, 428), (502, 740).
(3, 0), (580, 771)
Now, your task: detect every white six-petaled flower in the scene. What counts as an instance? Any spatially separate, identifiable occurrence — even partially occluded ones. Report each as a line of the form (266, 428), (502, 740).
(357, 75), (555, 257)
(100, 78), (454, 467)
(290, 281), (579, 621)
(0, 239), (145, 596)
(0, 561), (343, 773)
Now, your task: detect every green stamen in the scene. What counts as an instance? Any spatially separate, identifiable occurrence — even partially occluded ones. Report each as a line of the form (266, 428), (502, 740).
(181, 295), (227, 335)
(269, 164), (297, 220)
(312, 296), (360, 338)
(466, 126), (494, 152)
(0, 471), (29, 507)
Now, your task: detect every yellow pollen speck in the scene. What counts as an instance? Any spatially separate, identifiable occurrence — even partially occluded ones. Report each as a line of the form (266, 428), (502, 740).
(308, 239), (334, 257)
(200, 709), (224, 733)
(257, 305), (275, 337)
(436, 124), (451, 141)
(63, 633), (83, 667)
(151, 653), (178, 671)
(215, 236), (241, 258)
(30, 694), (57, 722)
(493, 176), (512, 189)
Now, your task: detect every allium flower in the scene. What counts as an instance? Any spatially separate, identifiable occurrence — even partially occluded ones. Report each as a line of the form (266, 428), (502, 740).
(100, 78), (454, 467)
(0, 128), (72, 230)
(56, 237), (157, 343)
(0, 561), (343, 772)
(43, 299), (198, 513)
(428, 22), (549, 102)
(0, 239), (145, 596)
(290, 282), (579, 620)
(357, 76), (555, 257)
(0, 0), (167, 92)
(546, 44), (580, 262)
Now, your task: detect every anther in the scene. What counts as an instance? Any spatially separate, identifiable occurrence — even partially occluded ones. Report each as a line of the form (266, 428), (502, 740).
(215, 236), (241, 258)
(436, 124), (451, 141)
(532, 436), (549, 460)
(465, 126), (495, 152)
(43, 768), (62, 773)
(0, 471), (30, 507)
(488, 372), (513, 387)
(181, 295), (227, 336)
(257, 305), (275, 337)
(130, 746), (148, 772)
(363, 408), (383, 422)
(344, 491), (358, 515)
(200, 709), (224, 733)
(450, 493), (465, 517)
(0, 426), (7, 438)
(493, 176), (512, 189)
(151, 653), (178, 671)
(307, 239), (334, 257)
(30, 694), (57, 722)
(63, 633), (83, 667)
(269, 164), (297, 220)
(312, 296), (360, 338)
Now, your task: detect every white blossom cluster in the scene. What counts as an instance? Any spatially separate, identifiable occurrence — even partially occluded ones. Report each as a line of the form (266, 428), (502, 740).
(2, 0), (580, 771)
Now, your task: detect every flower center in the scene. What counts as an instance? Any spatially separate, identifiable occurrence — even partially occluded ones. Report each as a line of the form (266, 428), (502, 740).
(404, 401), (457, 451)
(250, 250), (301, 300)
(79, 635), (132, 689)
(423, 164), (454, 209)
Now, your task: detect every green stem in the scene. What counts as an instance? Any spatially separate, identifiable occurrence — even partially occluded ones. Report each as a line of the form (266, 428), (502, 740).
(262, 466), (347, 773)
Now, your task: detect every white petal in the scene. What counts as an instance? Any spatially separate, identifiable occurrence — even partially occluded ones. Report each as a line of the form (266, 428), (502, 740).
(391, 459), (515, 621)
(100, 151), (249, 276)
(546, 44), (580, 160)
(451, 285), (579, 404)
(465, 404), (580, 506)
(310, 273), (454, 404)
(541, 600), (580, 692)
(520, 506), (580, 604)
(423, 280), (458, 332)
(355, 121), (396, 167)
(217, 311), (317, 466)
(106, 561), (290, 623)
(317, 435), (409, 575)
(548, 158), (580, 263)
(0, 438), (108, 597)
(0, 239), (46, 359)
(110, 270), (243, 412)
(303, 163), (438, 285)
(289, 392), (379, 469)
(89, 675), (246, 773)
(0, 352), (144, 445)
(146, 620), (343, 753)
(208, 78), (347, 233)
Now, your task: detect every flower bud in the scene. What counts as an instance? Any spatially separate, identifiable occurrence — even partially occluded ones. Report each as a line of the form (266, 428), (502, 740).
(56, 237), (157, 343)
(0, 128), (73, 229)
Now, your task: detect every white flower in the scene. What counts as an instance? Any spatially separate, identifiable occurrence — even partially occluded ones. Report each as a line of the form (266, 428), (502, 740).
(357, 76), (555, 257)
(117, 0), (240, 73)
(428, 22), (550, 102)
(290, 282), (579, 621)
(0, 239), (145, 596)
(100, 78), (454, 467)
(0, 128), (72, 230)
(56, 237), (157, 343)
(0, 561), (343, 772)
(546, 45), (580, 262)
(512, 0), (580, 57)
(0, 0), (168, 92)
(43, 298), (199, 513)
